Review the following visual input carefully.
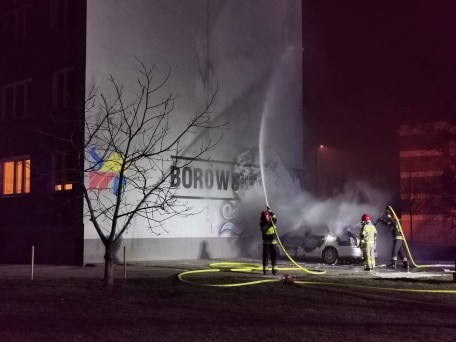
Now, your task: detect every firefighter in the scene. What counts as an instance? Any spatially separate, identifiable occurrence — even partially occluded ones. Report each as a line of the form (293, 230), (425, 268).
(359, 213), (377, 271)
(377, 207), (409, 270)
(259, 205), (278, 275)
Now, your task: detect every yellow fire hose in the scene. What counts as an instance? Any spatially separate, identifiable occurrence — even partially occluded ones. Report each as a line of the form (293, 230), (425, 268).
(274, 221), (326, 275)
(178, 220), (326, 287)
(178, 261), (456, 293)
(177, 262), (456, 293)
(388, 205), (435, 269)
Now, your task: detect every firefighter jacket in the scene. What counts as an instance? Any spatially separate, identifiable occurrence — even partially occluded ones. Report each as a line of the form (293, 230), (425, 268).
(378, 215), (402, 240)
(260, 210), (277, 244)
(360, 223), (377, 247)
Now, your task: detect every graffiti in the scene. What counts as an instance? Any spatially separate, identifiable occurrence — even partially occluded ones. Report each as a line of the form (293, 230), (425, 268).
(88, 147), (127, 195)
(219, 201), (245, 236)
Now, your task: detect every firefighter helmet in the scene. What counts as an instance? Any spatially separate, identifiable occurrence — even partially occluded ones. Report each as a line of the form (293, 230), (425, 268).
(361, 214), (371, 223)
(385, 207), (392, 218)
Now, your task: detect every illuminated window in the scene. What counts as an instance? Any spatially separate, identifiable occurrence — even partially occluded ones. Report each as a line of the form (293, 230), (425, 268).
(52, 67), (75, 109)
(53, 151), (74, 192)
(1, 157), (31, 195)
(1, 79), (31, 120)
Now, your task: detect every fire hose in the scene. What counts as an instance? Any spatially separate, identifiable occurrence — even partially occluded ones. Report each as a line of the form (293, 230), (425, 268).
(178, 261), (456, 293)
(178, 220), (326, 287)
(387, 205), (441, 269)
(177, 262), (456, 293)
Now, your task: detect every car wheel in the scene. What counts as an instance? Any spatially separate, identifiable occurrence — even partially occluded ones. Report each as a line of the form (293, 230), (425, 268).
(322, 247), (338, 265)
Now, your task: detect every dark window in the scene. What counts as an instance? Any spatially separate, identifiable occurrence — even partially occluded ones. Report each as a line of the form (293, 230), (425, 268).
(0, 4), (31, 45)
(52, 67), (75, 109)
(50, 0), (77, 28)
(1, 79), (31, 120)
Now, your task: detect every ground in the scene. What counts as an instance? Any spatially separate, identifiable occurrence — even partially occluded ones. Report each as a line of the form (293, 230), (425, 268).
(0, 260), (455, 341)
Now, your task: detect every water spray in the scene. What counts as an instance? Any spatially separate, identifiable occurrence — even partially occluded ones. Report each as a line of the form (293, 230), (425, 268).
(257, 82), (325, 275)
(258, 102), (269, 208)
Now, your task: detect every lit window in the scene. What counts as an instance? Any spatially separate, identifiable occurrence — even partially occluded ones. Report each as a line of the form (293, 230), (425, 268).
(1, 79), (31, 120)
(52, 67), (75, 109)
(53, 151), (74, 192)
(55, 183), (73, 192)
(1, 157), (31, 195)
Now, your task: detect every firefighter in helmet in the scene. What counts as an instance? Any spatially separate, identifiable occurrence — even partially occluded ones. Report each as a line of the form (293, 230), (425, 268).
(259, 205), (278, 275)
(359, 213), (377, 271)
(377, 207), (409, 270)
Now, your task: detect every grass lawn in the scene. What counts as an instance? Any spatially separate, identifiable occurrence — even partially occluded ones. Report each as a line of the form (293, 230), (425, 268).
(0, 271), (455, 341)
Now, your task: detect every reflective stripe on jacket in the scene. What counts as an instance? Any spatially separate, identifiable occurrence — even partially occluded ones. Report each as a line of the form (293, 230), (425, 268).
(262, 225), (277, 244)
(392, 223), (403, 240)
(260, 210), (277, 244)
(361, 223), (377, 246)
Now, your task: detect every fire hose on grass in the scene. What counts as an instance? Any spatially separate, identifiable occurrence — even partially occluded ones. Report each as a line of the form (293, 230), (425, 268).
(178, 216), (326, 287)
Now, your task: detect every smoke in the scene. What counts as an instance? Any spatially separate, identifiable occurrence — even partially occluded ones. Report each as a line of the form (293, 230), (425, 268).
(234, 45), (393, 259)
(236, 150), (390, 234)
(235, 149), (392, 259)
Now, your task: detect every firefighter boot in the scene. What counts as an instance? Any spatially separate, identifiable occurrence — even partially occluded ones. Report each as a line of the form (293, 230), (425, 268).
(402, 260), (409, 270)
(263, 267), (268, 275)
(388, 261), (396, 269)
(272, 267), (277, 276)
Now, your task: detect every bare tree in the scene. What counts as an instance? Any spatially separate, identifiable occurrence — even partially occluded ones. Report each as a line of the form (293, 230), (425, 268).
(66, 61), (223, 288)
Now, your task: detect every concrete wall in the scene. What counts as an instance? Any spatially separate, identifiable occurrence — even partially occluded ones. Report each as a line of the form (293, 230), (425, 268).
(84, 0), (302, 262)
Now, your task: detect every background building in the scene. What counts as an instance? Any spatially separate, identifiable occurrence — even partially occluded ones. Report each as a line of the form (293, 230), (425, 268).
(399, 121), (456, 251)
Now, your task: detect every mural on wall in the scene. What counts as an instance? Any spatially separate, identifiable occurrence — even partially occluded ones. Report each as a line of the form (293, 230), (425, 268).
(88, 147), (127, 195)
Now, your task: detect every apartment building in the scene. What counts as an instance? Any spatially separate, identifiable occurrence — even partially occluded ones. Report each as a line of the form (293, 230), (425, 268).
(0, 0), (302, 264)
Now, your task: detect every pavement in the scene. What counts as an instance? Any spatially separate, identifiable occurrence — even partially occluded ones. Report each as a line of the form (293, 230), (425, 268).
(0, 259), (454, 282)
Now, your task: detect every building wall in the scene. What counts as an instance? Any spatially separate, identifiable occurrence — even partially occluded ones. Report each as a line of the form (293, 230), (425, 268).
(84, 0), (303, 262)
(0, 0), (86, 264)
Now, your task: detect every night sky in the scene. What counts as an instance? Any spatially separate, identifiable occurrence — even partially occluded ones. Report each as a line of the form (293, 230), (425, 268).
(302, 1), (456, 192)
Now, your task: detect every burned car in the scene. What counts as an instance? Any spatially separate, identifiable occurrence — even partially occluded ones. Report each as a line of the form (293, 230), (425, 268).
(277, 226), (362, 265)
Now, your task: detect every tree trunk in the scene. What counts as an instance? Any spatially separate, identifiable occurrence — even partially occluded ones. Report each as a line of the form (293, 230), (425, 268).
(103, 243), (114, 288)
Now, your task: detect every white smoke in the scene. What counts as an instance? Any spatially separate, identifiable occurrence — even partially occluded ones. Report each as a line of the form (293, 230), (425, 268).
(231, 45), (393, 259)
(236, 150), (390, 235)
